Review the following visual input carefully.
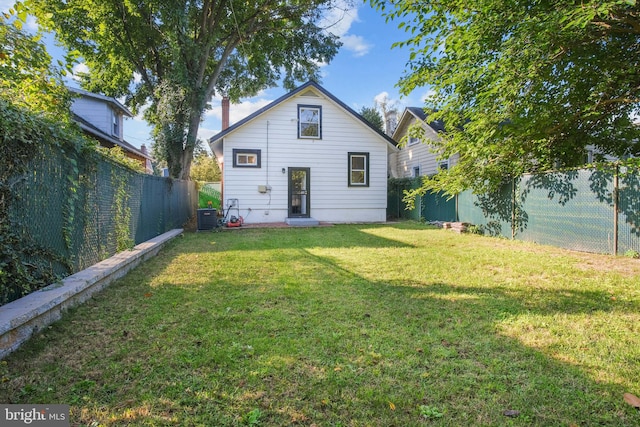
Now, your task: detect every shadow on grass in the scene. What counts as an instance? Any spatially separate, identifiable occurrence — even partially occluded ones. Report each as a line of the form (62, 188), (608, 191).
(0, 226), (638, 426)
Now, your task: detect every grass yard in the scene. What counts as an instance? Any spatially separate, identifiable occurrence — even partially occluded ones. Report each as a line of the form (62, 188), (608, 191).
(1, 223), (640, 426)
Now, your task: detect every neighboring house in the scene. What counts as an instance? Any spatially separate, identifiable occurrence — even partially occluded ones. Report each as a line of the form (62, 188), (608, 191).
(208, 81), (398, 225)
(69, 87), (153, 174)
(390, 107), (458, 178)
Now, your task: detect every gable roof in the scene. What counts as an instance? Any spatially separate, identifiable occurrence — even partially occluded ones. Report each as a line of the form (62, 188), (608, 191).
(208, 81), (398, 149)
(393, 107), (445, 144)
(73, 113), (152, 160)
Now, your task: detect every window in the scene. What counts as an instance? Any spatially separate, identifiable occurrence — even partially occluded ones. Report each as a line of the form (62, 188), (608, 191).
(348, 152), (369, 187)
(438, 159), (449, 171)
(232, 149), (261, 168)
(298, 105), (321, 139)
(408, 136), (420, 146)
(112, 111), (119, 136)
(413, 166), (421, 177)
(584, 149), (594, 164)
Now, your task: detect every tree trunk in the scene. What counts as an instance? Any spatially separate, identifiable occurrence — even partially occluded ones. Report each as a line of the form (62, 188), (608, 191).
(176, 103), (207, 180)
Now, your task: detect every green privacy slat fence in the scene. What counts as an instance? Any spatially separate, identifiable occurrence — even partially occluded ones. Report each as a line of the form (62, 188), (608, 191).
(387, 178), (456, 222)
(614, 168), (640, 255)
(9, 144), (197, 285)
(390, 166), (640, 255)
(517, 170), (615, 254)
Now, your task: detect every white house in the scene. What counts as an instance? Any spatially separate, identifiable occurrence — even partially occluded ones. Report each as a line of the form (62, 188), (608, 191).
(390, 107), (458, 178)
(69, 87), (153, 173)
(208, 81), (398, 225)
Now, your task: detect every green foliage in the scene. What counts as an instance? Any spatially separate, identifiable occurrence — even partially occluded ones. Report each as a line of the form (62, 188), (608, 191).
(0, 12), (94, 304)
(111, 169), (134, 252)
(371, 0), (640, 195)
(190, 151), (221, 182)
(245, 408), (262, 426)
(359, 106), (385, 132)
(419, 405), (444, 420)
(0, 99), (82, 304)
(25, 0), (342, 179)
(0, 9), (74, 121)
(96, 146), (145, 173)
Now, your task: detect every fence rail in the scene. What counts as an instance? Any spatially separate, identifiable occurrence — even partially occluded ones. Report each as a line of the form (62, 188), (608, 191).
(388, 166), (640, 255)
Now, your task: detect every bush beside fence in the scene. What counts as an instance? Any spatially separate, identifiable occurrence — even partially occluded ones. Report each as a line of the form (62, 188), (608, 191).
(388, 166), (640, 255)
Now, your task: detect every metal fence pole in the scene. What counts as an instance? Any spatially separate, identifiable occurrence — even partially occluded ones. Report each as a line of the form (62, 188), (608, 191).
(613, 163), (619, 256)
(511, 178), (516, 240)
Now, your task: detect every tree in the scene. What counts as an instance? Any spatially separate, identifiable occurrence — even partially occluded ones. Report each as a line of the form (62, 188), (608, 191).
(359, 105), (384, 132)
(25, 0), (343, 180)
(0, 8), (73, 120)
(371, 0), (640, 195)
(190, 150), (221, 182)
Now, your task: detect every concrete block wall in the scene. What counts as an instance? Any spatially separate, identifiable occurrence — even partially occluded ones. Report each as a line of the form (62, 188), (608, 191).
(0, 229), (183, 359)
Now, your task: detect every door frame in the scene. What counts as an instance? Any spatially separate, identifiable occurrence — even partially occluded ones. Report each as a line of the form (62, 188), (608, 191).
(288, 167), (311, 218)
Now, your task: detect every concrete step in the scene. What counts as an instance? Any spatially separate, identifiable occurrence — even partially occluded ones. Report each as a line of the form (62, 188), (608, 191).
(285, 217), (320, 227)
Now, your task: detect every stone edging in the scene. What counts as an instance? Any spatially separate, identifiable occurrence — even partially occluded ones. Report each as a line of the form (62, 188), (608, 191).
(0, 229), (183, 360)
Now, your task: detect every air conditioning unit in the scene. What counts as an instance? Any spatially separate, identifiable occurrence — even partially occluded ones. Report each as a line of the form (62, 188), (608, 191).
(197, 208), (217, 231)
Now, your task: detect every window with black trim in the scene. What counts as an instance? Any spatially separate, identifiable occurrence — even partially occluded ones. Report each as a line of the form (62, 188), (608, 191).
(348, 152), (369, 187)
(298, 105), (321, 139)
(233, 149), (261, 168)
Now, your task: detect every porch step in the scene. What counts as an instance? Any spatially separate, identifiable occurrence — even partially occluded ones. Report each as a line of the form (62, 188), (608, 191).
(285, 217), (320, 227)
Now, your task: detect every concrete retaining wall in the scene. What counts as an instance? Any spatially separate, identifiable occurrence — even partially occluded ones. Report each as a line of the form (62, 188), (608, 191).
(0, 229), (183, 359)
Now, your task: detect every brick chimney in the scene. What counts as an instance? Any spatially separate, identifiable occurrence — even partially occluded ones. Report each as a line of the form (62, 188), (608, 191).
(222, 96), (230, 130)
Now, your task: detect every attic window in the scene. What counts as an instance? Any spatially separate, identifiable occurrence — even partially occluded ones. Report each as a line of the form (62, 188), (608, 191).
(298, 105), (321, 139)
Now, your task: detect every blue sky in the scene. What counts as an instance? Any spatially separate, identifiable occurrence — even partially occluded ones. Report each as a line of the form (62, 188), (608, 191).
(1, 1), (429, 150)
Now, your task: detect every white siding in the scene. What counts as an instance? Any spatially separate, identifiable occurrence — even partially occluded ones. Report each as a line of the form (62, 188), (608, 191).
(222, 92), (389, 224)
(394, 116), (458, 177)
(71, 96), (122, 139)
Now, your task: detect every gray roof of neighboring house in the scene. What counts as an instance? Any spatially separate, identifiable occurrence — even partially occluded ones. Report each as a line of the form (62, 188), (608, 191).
(208, 80), (398, 148)
(406, 107), (445, 133)
(73, 113), (152, 160)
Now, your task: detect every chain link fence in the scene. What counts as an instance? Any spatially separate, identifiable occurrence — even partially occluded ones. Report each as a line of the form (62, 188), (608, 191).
(7, 144), (197, 299)
(389, 166), (640, 255)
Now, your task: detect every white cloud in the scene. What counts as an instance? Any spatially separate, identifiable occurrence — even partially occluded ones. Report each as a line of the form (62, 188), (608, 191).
(320, 1), (373, 57)
(71, 63), (89, 81)
(420, 88), (438, 104)
(321, 0), (359, 38)
(340, 34), (372, 57)
(206, 97), (273, 126)
(374, 91), (390, 105)
(197, 126), (219, 144)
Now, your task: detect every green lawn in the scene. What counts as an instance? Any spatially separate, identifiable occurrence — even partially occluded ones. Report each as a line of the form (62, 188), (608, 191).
(1, 223), (639, 426)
